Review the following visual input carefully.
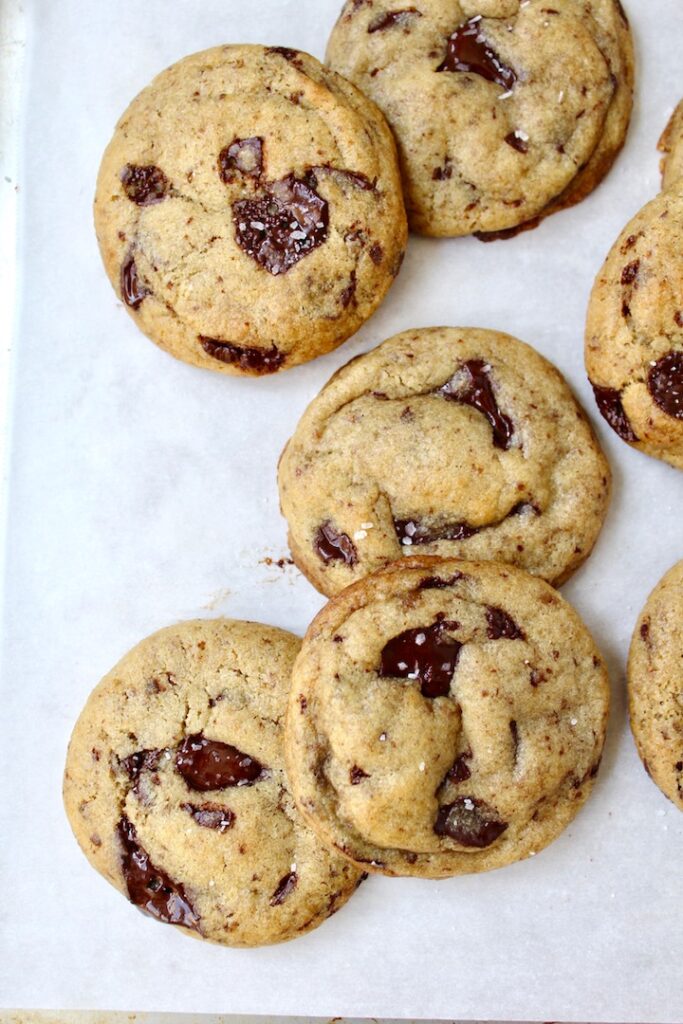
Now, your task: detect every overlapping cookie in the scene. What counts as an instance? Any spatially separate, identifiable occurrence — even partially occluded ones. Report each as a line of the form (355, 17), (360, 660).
(95, 45), (407, 375)
(659, 100), (683, 190)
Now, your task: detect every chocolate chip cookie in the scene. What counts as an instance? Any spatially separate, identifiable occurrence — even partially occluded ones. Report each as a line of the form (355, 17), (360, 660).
(628, 561), (683, 811)
(63, 619), (364, 946)
(94, 44), (407, 375)
(585, 181), (683, 469)
(326, 0), (633, 237)
(285, 558), (609, 877)
(279, 327), (611, 597)
(659, 100), (683, 191)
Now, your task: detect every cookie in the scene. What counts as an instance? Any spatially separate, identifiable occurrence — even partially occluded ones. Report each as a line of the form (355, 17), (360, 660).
(585, 182), (683, 469)
(279, 327), (611, 597)
(286, 558), (609, 877)
(628, 561), (683, 811)
(94, 45), (407, 375)
(326, 0), (633, 238)
(63, 619), (364, 946)
(659, 100), (683, 191)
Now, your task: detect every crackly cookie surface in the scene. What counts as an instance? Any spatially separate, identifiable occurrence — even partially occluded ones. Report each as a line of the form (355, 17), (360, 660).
(585, 183), (683, 469)
(326, 0), (633, 237)
(94, 45), (407, 375)
(659, 100), (683, 191)
(279, 327), (611, 597)
(63, 620), (363, 946)
(285, 559), (609, 877)
(628, 561), (683, 811)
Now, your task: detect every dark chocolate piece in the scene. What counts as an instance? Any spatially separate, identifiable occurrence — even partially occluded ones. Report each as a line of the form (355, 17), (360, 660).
(199, 337), (284, 374)
(270, 871), (298, 906)
(120, 164), (170, 206)
(314, 521), (357, 566)
(437, 17), (517, 91)
(120, 254), (150, 309)
(647, 351), (683, 420)
(120, 749), (163, 794)
(176, 734), (267, 791)
(379, 620), (462, 699)
(591, 383), (639, 442)
(218, 137), (264, 183)
(434, 796), (508, 847)
(368, 8), (422, 32)
(486, 606), (525, 641)
(233, 174), (328, 275)
(117, 816), (200, 930)
(439, 359), (515, 449)
(447, 751), (472, 783)
(181, 802), (235, 832)
(350, 765), (370, 784)
(505, 131), (529, 154)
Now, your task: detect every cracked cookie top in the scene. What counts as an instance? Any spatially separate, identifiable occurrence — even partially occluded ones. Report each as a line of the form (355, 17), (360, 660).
(63, 619), (363, 946)
(585, 181), (683, 469)
(94, 44), (407, 375)
(285, 558), (610, 877)
(278, 327), (611, 596)
(325, 0), (633, 237)
(628, 561), (683, 811)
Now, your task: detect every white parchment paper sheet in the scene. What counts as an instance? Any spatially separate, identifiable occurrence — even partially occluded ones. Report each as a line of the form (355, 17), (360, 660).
(1, 0), (681, 1019)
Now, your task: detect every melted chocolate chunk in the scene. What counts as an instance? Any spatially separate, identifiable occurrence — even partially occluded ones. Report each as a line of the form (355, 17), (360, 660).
(395, 518), (478, 545)
(591, 384), (639, 442)
(181, 802), (235, 832)
(621, 259), (640, 285)
(369, 243), (384, 265)
(368, 7), (422, 32)
(120, 255), (150, 309)
(120, 749), (163, 793)
(270, 870), (298, 906)
(233, 174), (328, 275)
(418, 573), (465, 590)
(176, 734), (266, 791)
(486, 606), (525, 640)
(350, 765), (370, 784)
(120, 164), (171, 206)
(340, 270), (357, 308)
(647, 351), (683, 420)
(199, 337), (284, 374)
(447, 751), (472, 783)
(314, 521), (357, 566)
(439, 360), (515, 449)
(379, 620), (462, 699)
(505, 131), (529, 154)
(437, 18), (517, 91)
(267, 46), (300, 61)
(434, 797), (508, 848)
(117, 816), (200, 930)
(218, 137), (264, 183)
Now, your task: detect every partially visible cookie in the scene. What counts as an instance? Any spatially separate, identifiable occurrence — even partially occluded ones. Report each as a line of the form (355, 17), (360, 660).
(285, 558), (610, 877)
(326, 0), (634, 237)
(279, 327), (611, 597)
(659, 100), (683, 191)
(628, 561), (683, 810)
(63, 619), (364, 946)
(585, 183), (683, 469)
(94, 45), (407, 375)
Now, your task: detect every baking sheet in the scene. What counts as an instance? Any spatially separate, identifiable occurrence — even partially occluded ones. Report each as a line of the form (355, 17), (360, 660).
(1, 0), (681, 1019)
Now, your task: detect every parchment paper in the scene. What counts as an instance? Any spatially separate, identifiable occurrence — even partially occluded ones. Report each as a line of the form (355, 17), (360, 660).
(0, 0), (681, 1019)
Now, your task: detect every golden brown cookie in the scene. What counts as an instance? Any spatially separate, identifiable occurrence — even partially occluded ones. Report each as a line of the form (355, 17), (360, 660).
(63, 619), (364, 946)
(326, 0), (634, 237)
(285, 558), (610, 877)
(659, 100), (683, 191)
(628, 561), (683, 811)
(94, 44), (407, 375)
(279, 327), (611, 596)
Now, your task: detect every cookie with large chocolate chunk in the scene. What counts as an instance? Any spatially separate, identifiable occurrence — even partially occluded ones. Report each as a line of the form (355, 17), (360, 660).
(63, 620), (363, 946)
(285, 558), (610, 877)
(628, 561), (683, 811)
(94, 45), (407, 375)
(326, 0), (633, 237)
(585, 179), (683, 469)
(279, 327), (611, 597)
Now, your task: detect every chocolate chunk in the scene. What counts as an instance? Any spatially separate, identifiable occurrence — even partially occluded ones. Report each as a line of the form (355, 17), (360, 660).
(176, 734), (267, 791)
(120, 164), (170, 206)
(505, 131), (529, 154)
(233, 174), (328, 275)
(270, 870), (298, 906)
(439, 359), (515, 449)
(340, 270), (357, 308)
(434, 796), (508, 848)
(510, 719), (519, 763)
(314, 521), (357, 566)
(218, 137), (264, 183)
(199, 337), (284, 374)
(674, 311), (683, 328)
(447, 751), (472, 783)
(418, 573), (465, 590)
(591, 383), (639, 442)
(369, 243), (384, 264)
(621, 259), (640, 285)
(647, 351), (683, 420)
(437, 18), (517, 91)
(181, 802), (235, 832)
(379, 620), (462, 699)
(395, 518), (478, 545)
(486, 606), (525, 640)
(368, 8), (422, 32)
(120, 254), (150, 309)
(432, 161), (453, 181)
(117, 816), (200, 930)
(266, 46), (300, 61)
(350, 765), (370, 784)
(120, 749), (163, 794)
(640, 621), (650, 641)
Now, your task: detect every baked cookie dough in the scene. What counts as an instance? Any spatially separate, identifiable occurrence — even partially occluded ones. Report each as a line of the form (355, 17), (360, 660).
(628, 561), (683, 810)
(585, 182), (683, 469)
(326, 0), (634, 237)
(286, 558), (610, 877)
(94, 45), (407, 375)
(63, 619), (364, 946)
(279, 327), (611, 597)
(659, 100), (683, 191)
